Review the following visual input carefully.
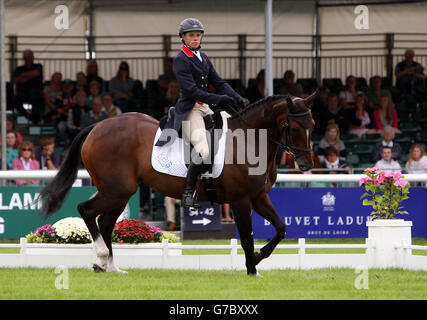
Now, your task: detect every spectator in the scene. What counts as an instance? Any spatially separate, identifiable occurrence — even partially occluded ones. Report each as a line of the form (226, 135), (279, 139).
(311, 87), (330, 134)
(405, 144), (427, 174)
(157, 79), (180, 118)
(164, 197), (179, 231)
(12, 49), (44, 124)
(35, 136), (61, 170)
(374, 146), (401, 172)
(57, 78), (75, 143)
(43, 72), (63, 123)
(395, 49), (425, 94)
(338, 75), (362, 109)
(86, 80), (101, 108)
(6, 116), (23, 143)
(80, 97), (108, 129)
(67, 91), (91, 141)
(279, 141), (323, 174)
(279, 70), (304, 97)
(373, 94), (400, 133)
(157, 58), (175, 96)
(320, 146), (350, 174)
(317, 123), (348, 162)
(366, 75), (392, 112)
(318, 93), (350, 134)
(109, 61), (135, 109)
(348, 93), (376, 138)
(372, 125), (402, 163)
(102, 92), (122, 117)
(222, 204), (234, 223)
(6, 131), (19, 169)
(85, 60), (105, 93)
(246, 69), (265, 103)
(73, 71), (89, 96)
(12, 141), (40, 186)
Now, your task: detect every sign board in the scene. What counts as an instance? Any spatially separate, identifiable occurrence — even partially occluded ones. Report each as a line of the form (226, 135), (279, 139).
(183, 202), (222, 231)
(244, 187), (427, 239)
(0, 186), (140, 239)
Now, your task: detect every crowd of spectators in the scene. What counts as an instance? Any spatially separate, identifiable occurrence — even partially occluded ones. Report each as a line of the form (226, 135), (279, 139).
(4, 47), (427, 226)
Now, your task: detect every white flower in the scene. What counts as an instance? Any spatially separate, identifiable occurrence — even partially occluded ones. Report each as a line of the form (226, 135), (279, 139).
(53, 217), (92, 242)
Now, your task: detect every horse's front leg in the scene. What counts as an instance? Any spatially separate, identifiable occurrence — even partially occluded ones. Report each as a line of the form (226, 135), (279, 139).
(251, 192), (286, 266)
(230, 198), (257, 276)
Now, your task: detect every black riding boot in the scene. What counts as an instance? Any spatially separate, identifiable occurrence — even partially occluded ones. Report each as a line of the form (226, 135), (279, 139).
(181, 162), (206, 209)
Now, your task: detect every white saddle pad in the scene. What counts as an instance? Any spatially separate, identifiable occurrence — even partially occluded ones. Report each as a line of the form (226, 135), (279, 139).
(151, 111), (230, 179)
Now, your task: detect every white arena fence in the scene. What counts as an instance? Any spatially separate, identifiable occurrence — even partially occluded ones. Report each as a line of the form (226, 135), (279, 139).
(0, 238), (426, 271)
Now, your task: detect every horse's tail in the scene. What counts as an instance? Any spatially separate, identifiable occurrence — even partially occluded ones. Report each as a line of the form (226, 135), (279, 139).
(38, 124), (95, 219)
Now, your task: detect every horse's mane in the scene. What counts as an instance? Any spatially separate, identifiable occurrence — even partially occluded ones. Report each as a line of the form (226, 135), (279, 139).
(230, 94), (288, 120)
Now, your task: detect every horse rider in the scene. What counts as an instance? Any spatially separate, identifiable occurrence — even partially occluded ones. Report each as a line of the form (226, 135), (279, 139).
(155, 18), (249, 209)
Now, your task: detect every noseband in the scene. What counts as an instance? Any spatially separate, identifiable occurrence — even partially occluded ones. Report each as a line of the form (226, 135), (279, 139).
(280, 109), (312, 159)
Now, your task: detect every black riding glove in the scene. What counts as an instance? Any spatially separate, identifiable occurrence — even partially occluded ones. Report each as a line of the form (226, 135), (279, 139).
(238, 97), (250, 108)
(218, 95), (237, 109)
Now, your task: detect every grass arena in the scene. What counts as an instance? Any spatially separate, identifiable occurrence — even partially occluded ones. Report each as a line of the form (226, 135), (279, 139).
(1, 0), (427, 305)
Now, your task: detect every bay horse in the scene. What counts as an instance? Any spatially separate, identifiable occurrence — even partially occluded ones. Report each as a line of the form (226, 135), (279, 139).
(38, 91), (317, 275)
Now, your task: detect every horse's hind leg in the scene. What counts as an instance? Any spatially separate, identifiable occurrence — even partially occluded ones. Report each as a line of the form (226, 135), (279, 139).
(251, 192), (286, 266)
(97, 198), (129, 273)
(77, 194), (110, 272)
(231, 198), (257, 276)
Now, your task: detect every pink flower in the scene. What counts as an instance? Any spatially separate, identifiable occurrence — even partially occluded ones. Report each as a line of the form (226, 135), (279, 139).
(383, 171), (394, 178)
(359, 177), (373, 186)
(374, 175), (385, 185)
(393, 179), (409, 188)
(391, 172), (402, 180)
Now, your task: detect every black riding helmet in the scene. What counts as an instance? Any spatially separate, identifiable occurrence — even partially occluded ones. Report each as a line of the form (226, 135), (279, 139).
(179, 18), (204, 50)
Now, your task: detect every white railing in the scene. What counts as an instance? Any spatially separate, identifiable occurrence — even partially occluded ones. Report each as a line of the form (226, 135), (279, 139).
(0, 171), (426, 183)
(1, 238), (426, 271)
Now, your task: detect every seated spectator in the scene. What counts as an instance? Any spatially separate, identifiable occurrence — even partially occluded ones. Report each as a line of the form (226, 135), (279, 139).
(109, 61), (135, 109)
(35, 136), (61, 170)
(86, 80), (101, 107)
(80, 97), (108, 129)
(157, 79), (180, 118)
(6, 131), (19, 169)
(73, 71), (89, 96)
(67, 91), (91, 141)
(279, 70), (304, 97)
(405, 144), (427, 174)
(246, 69), (265, 103)
(102, 92), (122, 117)
(317, 123), (348, 162)
(157, 58), (175, 97)
(320, 146), (350, 174)
(12, 141), (40, 186)
(373, 94), (400, 133)
(6, 116), (23, 143)
(311, 87), (329, 134)
(372, 125), (402, 163)
(374, 146), (401, 172)
(395, 49), (425, 94)
(366, 75), (392, 112)
(318, 93), (350, 135)
(86, 60), (105, 93)
(57, 78), (75, 143)
(339, 75), (362, 109)
(43, 72), (63, 123)
(348, 93), (376, 138)
(12, 49), (44, 124)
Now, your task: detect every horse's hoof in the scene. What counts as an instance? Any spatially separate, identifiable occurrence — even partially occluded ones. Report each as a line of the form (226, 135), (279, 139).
(256, 272), (263, 278)
(107, 266), (128, 274)
(93, 264), (106, 273)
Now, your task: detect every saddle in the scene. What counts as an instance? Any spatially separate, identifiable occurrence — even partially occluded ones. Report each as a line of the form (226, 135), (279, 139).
(158, 107), (226, 204)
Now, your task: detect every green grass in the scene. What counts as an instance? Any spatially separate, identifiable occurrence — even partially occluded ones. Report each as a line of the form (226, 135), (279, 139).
(0, 267), (426, 300)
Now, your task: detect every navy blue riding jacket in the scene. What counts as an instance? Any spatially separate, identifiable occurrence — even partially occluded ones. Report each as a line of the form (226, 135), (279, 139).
(155, 44), (241, 146)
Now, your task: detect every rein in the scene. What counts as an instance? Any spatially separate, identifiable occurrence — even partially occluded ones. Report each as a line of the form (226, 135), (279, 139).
(227, 99), (312, 158)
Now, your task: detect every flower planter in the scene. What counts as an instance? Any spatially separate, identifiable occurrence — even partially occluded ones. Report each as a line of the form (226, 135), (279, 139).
(366, 219), (412, 268)
(25, 242), (182, 256)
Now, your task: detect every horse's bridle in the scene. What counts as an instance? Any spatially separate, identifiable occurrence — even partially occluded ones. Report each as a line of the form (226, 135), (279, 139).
(279, 109), (312, 159)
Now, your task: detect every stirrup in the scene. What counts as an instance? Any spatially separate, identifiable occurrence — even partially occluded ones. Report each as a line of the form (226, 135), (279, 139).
(182, 191), (200, 209)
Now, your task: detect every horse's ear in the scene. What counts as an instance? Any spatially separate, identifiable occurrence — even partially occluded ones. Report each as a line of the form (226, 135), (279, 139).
(304, 88), (319, 109)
